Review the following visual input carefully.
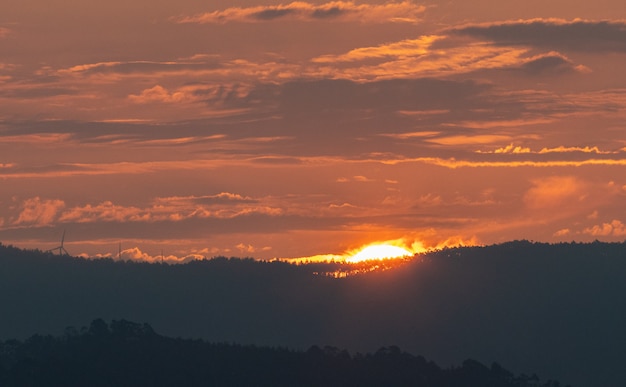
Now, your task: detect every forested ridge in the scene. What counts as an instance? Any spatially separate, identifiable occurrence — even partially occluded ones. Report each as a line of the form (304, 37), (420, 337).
(1, 241), (625, 387)
(0, 318), (566, 387)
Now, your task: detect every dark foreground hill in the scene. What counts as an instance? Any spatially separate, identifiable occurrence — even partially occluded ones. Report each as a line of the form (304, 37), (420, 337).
(1, 241), (626, 387)
(0, 319), (564, 387)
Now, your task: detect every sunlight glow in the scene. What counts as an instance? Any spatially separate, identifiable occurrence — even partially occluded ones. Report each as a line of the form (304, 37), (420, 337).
(346, 244), (414, 263)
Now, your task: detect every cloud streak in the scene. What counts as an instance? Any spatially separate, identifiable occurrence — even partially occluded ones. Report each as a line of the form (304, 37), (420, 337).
(176, 1), (425, 24)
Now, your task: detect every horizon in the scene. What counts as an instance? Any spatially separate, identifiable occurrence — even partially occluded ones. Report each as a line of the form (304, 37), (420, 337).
(2, 1), (626, 261)
(2, 238), (623, 265)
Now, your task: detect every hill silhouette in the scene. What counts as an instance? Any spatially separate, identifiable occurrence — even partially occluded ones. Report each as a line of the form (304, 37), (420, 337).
(0, 318), (565, 387)
(1, 241), (625, 386)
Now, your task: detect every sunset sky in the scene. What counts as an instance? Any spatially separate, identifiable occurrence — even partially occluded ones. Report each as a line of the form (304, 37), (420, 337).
(2, 0), (626, 262)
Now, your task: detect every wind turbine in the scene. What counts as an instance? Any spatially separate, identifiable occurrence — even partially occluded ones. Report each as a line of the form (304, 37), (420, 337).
(47, 230), (70, 256)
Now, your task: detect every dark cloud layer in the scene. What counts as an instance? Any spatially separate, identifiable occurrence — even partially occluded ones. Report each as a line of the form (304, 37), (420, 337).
(452, 19), (626, 52)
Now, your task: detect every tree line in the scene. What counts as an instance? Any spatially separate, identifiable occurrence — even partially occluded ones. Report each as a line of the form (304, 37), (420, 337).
(0, 319), (567, 387)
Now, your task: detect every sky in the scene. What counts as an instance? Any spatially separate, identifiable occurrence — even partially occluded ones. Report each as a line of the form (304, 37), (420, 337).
(1, 0), (626, 262)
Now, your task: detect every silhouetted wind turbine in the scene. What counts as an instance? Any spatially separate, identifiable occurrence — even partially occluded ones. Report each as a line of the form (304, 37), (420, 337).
(47, 230), (70, 256)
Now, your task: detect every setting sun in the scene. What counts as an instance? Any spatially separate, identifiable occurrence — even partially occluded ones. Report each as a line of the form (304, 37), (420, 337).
(346, 244), (414, 263)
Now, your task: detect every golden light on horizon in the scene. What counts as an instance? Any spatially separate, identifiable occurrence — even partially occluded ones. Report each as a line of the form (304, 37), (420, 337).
(346, 243), (414, 263)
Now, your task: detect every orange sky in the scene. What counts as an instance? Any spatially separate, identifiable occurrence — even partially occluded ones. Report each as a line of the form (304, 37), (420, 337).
(1, 1), (626, 261)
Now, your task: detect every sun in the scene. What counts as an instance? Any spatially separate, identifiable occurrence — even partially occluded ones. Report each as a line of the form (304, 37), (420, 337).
(346, 244), (414, 263)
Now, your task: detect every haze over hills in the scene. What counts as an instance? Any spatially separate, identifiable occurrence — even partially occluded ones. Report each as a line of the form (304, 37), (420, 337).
(1, 241), (625, 387)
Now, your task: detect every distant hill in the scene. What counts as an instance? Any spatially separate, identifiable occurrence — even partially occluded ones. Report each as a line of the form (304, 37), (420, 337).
(1, 241), (625, 387)
(0, 318), (564, 387)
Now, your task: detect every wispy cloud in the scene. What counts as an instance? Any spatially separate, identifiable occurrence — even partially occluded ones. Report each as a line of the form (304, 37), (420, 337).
(310, 36), (563, 80)
(426, 135), (513, 146)
(312, 35), (440, 63)
(480, 144), (619, 154)
(379, 156), (626, 168)
(58, 60), (222, 76)
(176, 1), (425, 24)
(13, 197), (66, 226)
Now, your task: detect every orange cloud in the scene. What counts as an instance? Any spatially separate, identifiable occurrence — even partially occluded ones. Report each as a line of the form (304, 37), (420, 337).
(119, 246), (201, 264)
(128, 85), (191, 104)
(583, 220), (626, 236)
(45, 194), (285, 225)
(0, 27), (10, 38)
(0, 160), (235, 179)
(379, 157), (626, 168)
(236, 243), (272, 254)
(427, 135), (512, 146)
(313, 36), (439, 63)
(554, 228), (571, 236)
(453, 118), (554, 130)
(494, 144), (531, 154)
(176, 1), (425, 24)
(128, 83), (253, 106)
(353, 175), (374, 182)
(538, 146), (615, 154)
(481, 144), (618, 155)
(13, 197), (66, 226)
(523, 176), (586, 209)
(337, 175), (375, 183)
(316, 41), (530, 80)
(58, 201), (149, 223)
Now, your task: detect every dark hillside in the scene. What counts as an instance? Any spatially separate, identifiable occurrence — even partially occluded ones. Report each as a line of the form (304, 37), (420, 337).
(0, 319), (565, 387)
(1, 241), (625, 387)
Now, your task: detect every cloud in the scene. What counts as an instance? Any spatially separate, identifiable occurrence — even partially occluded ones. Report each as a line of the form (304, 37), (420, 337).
(353, 175), (375, 182)
(153, 193), (256, 206)
(127, 83), (262, 111)
(128, 85), (195, 104)
(523, 176), (586, 209)
(312, 37), (530, 80)
(176, 1), (425, 24)
(481, 144), (617, 155)
(554, 228), (570, 236)
(451, 19), (626, 52)
(236, 243), (272, 254)
(59, 60), (222, 76)
(386, 157), (626, 169)
(0, 159), (231, 179)
(518, 52), (590, 75)
(0, 28), (10, 39)
(58, 201), (149, 223)
(119, 246), (201, 264)
(13, 197), (66, 226)
(312, 35), (440, 63)
(427, 135), (512, 146)
(583, 219), (626, 236)
(329, 202), (357, 209)
(54, 195), (281, 225)
(337, 175), (375, 183)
